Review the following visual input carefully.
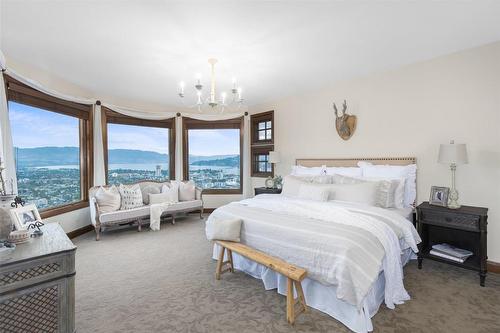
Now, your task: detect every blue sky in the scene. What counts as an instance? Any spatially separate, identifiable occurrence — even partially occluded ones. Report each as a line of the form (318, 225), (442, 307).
(9, 101), (240, 156)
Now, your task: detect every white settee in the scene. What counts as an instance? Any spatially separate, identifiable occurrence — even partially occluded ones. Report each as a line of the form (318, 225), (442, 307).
(89, 180), (204, 240)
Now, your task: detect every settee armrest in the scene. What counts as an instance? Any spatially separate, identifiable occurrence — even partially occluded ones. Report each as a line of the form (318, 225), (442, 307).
(195, 187), (204, 204)
(89, 197), (100, 227)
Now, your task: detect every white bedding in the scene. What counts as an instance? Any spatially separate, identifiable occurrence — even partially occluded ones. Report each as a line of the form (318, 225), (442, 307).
(207, 195), (421, 310)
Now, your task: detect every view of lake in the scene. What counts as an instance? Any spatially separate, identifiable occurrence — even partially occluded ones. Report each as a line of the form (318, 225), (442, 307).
(33, 163), (239, 174)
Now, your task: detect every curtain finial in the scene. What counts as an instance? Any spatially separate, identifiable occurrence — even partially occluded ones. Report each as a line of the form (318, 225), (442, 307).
(96, 100), (101, 106)
(176, 112), (181, 117)
(244, 112), (249, 116)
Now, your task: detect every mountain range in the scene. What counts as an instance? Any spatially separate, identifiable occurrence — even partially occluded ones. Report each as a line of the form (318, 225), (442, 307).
(14, 147), (238, 167)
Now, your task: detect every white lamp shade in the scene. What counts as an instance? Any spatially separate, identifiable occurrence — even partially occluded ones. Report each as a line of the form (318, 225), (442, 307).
(268, 151), (280, 164)
(438, 143), (468, 165)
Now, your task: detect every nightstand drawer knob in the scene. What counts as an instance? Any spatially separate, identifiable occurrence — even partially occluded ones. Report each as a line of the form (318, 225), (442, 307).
(445, 217), (452, 222)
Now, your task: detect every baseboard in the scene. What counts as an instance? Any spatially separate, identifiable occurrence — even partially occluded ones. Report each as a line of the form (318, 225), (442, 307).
(67, 224), (93, 239)
(488, 261), (500, 274)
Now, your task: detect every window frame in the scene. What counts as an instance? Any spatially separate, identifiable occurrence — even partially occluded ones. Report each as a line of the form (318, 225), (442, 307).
(4, 74), (93, 218)
(101, 107), (176, 184)
(182, 116), (244, 195)
(250, 110), (274, 177)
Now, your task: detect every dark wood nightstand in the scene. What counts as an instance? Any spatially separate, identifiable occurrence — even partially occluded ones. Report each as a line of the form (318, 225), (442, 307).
(254, 187), (282, 195)
(416, 201), (488, 286)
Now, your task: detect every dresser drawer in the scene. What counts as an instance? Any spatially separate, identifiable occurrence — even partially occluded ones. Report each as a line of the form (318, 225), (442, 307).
(419, 209), (480, 232)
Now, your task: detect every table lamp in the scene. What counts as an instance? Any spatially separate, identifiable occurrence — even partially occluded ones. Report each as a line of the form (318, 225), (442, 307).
(438, 140), (468, 209)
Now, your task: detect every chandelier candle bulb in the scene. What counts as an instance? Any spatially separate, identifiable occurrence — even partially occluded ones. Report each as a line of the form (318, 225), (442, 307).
(179, 81), (185, 97)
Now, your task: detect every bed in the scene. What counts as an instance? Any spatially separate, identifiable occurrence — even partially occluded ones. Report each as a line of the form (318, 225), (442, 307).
(208, 157), (421, 333)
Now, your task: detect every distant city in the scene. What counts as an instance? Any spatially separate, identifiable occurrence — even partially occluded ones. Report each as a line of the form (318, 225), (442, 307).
(14, 147), (240, 210)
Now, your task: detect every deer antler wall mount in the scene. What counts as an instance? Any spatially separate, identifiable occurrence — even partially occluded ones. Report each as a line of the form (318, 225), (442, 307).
(333, 100), (357, 140)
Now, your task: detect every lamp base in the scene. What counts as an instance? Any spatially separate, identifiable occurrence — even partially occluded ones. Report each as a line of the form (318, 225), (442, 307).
(448, 188), (460, 209)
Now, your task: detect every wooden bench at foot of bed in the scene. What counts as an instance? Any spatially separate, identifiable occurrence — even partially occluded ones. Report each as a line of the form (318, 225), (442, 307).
(215, 240), (308, 324)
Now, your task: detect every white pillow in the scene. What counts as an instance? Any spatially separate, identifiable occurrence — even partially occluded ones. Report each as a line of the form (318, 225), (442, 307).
(292, 174), (333, 184)
(330, 182), (379, 206)
(95, 185), (121, 213)
(149, 192), (174, 205)
(118, 184), (144, 210)
(161, 182), (180, 203)
(325, 166), (363, 178)
(291, 165), (326, 176)
(333, 174), (404, 208)
(297, 183), (331, 202)
(205, 218), (242, 242)
(281, 175), (308, 197)
(179, 181), (196, 201)
(358, 162), (417, 207)
(141, 184), (161, 205)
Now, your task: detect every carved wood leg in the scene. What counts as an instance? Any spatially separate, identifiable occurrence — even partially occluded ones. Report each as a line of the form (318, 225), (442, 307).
(215, 246), (226, 280)
(172, 215), (176, 225)
(418, 257), (423, 269)
(95, 226), (100, 241)
(199, 208), (204, 219)
(138, 220), (142, 232)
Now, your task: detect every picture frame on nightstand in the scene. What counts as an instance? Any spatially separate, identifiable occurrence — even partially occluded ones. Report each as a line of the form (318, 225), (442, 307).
(429, 186), (449, 207)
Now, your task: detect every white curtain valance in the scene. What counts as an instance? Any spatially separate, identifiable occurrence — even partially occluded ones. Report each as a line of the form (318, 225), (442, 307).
(102, 103), (177, 121)
(5, 68), (95, 105)
(0, 69), (17, 194)
(182, 112), (246, 121)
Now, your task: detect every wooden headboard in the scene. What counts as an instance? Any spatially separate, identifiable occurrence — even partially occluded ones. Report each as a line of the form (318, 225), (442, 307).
(295, 157), (416, 167)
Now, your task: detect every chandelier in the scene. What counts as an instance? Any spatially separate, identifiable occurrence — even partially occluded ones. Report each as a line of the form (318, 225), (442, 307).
(178, 58), (243, 112)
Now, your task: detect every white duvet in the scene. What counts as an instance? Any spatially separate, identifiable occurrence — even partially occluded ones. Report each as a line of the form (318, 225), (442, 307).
(207, 194), (421, 309)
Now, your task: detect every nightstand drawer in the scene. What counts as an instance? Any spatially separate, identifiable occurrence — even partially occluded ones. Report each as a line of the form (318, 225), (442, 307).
(419, 209), (480, 232)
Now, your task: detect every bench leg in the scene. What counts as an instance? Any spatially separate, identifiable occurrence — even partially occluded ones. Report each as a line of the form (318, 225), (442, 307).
(216, 246), (226, 280)
(286, 278), (307, 325)
(287, 278), (295, 324)
(227, 249), (234, 273)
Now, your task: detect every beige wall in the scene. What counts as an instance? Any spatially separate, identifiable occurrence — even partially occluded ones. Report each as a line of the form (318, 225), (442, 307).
(251, 41), (500, 262)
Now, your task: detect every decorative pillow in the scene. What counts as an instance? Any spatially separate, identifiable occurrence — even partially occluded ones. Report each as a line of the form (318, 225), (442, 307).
(161, 182), (180, 203)
(325, 166), (363, 178)
(329, 182), (379, 206)
(297, 183), (331, 202)
(95, 185), (121, 213)
(293, 174), (333, 184)
(358, 162), (417, 207)
(281, 175), (308, 197)
(179, 181), (196, 201)
(333, 174), (403, 208)
(149, 192), (174, 205)
(291, 165), (326, 176)
(141, 184), (161, 205)
(118, 184), (144, 210)
(205, 218), (242, 242)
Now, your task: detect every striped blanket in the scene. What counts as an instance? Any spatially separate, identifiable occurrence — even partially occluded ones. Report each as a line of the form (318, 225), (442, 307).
(207, 195), (420, 309)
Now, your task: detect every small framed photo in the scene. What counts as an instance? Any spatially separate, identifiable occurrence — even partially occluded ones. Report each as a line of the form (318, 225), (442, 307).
(429, 186), (449, 207)
(9, 204), (42, 231)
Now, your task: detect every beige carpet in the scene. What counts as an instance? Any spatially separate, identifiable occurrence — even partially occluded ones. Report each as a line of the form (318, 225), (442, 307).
(73, 215), (500, 333)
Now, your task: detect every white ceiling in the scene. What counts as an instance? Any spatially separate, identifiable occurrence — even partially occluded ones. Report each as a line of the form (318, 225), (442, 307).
(1, 1), (500, 108)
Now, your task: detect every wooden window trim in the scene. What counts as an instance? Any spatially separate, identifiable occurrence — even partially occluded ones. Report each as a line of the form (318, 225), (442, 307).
(4, 74), (93, 218)
(250, 110), (274, 177)
(251, 110), (274, 146)
(182, 117), (244, 195)
(101, 107), (176, 184)
(251, 146), (274, 178)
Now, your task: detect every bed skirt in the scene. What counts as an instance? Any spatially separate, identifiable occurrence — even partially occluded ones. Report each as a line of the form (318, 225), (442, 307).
(212, 244), (413, 333)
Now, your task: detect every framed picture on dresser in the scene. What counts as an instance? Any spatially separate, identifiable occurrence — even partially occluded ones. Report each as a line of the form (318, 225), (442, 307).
(9, 203), (42, 230)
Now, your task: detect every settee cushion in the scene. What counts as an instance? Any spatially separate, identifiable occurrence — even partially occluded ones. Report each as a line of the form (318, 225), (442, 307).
(119, 184), (144, 210)
(164, 199), (203, 212)
(95, 185), (121, 213)
(161, 182), (180, 202)
(141, 184), (161, 205)
(99, 205), (150, 223)
(179, 181), (196, 201)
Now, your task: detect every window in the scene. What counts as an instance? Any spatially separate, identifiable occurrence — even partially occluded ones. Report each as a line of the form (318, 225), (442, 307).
(102, 107), (175, 185)
(5, 75), (93, 218)
(250, 111), (274, 177)
(183, 117), (243, 194)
